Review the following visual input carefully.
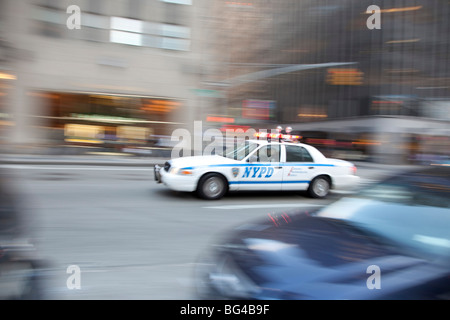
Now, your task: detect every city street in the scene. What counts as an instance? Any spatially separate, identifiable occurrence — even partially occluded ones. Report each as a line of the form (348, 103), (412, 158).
(0, 161), (411, 300)
(0, 0), (448, 303)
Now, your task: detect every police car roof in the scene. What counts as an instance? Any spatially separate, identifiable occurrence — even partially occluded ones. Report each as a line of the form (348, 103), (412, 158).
(248, 139), (309, 148)
(250, 139), (328, 161)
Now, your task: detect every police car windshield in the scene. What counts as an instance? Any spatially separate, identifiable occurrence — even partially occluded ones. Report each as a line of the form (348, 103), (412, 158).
(223, 141), (258, 161)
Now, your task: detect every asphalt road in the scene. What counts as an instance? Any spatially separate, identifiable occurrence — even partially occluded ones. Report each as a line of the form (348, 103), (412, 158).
(1, 163), (407, 300)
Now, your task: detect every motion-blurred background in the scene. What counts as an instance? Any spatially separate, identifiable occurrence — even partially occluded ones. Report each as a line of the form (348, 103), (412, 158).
(0, 0), (448, 163)
(0, 0), (449, 301)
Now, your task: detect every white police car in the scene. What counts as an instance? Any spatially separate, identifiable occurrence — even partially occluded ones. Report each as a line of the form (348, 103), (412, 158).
(154, 135), (359, 200)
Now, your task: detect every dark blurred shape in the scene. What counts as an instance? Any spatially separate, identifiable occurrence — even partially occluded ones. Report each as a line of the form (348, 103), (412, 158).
(0, 169), (47, 300)
(194, 166), (450, 300)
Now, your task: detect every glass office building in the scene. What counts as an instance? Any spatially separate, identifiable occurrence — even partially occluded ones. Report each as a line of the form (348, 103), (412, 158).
(201, 0), (449, 163)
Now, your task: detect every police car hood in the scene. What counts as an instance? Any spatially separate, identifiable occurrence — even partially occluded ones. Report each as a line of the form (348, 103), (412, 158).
(169, 155), (236, 168)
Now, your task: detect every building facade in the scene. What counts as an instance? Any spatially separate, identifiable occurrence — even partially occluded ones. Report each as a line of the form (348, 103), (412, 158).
(1, 0), (449, 162)
(200, 0), (450, 163)
(0, 0), (207, 154)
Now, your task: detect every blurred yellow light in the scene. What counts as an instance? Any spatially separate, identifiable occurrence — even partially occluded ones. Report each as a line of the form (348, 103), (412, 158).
(0, 72), (16, 80)
(352, 140), (381, 146)
(386, 39), (420, 44)
(65, 138), (103, 144)
(117, 126), (150, 141)
(297, 114), (328, 118)
(0, 120), (13, 126)
(364, 6), (422, 14)
(380, 6), (422, 13)
(64, 123), (104, 144)
(431, 163), (450, 167)
(326, 68), (364, 86)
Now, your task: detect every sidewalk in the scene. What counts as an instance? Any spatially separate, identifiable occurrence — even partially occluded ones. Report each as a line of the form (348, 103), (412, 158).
(0, 153), (423, 171)
(0, 144), (170, 166)
(0, 154), (167, 167)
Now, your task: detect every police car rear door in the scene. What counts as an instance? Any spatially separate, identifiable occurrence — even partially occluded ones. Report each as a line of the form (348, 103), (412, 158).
(239, 144), (283, 190)
(281, 144), (317, 191)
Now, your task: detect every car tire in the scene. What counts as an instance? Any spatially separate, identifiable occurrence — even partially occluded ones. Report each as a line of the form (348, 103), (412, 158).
(197, 173), (227, 200)
(308, 176), (331, 198)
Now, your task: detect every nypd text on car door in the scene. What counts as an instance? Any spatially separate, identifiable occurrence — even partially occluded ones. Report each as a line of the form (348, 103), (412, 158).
(237, 144), (283, 190)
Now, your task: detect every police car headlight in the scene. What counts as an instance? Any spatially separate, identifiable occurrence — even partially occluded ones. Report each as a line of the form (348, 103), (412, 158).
(179, 169), (193, 175)
(170, 167), (193, 175)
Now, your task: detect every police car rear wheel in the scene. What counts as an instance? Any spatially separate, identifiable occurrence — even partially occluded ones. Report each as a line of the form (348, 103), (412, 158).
(197, 174), (227, 200)
(308, 176), (330, 198)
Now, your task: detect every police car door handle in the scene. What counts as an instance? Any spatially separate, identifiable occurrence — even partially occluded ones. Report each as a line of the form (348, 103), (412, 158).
(274, 166), (282, 169)
(308, 166), (314, 169)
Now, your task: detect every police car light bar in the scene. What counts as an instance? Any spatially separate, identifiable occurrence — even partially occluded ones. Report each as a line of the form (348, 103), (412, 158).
(254, 131), (300, 142)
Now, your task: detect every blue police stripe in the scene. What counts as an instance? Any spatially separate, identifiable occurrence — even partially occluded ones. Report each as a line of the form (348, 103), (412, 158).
(229, 180), (310, 185)
(209, 164), (334, 167)
(180, 163), (335, 170)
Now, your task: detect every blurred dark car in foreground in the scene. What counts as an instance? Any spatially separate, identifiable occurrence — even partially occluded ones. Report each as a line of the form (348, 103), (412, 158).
(0, 169), (47, 300)
(194, 166), (450, 300)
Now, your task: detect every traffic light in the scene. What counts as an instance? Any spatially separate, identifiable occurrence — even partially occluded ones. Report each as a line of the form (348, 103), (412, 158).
(326, 68), (364, 85)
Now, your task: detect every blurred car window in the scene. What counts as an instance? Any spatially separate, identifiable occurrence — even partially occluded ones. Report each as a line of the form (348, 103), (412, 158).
(358, 170), (450, 208)
(224, 141), (258, 161)
(257, 145), (280, 162)
(318, 168), (450, 260)
(286, 145), (314, 162)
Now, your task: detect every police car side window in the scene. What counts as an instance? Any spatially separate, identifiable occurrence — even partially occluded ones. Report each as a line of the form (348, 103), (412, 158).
(257, 145), (280, 162)
(301, 148), (314, 162)
(286, 145), (314, 162)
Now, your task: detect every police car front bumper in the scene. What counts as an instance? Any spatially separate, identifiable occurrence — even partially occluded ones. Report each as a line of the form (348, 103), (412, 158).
(158, 168), (198, 192)
(154, 165), (162, 183)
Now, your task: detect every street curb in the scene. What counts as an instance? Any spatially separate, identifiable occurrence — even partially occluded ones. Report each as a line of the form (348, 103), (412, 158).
(0, 156), (167, 167)
(0, 160), (162, 167)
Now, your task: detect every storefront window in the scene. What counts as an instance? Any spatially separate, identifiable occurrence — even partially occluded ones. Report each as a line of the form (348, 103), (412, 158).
(27, 91), (181, 153)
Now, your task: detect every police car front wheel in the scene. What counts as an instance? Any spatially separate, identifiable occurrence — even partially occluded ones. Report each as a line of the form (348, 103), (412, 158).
(308, 176), (331, 198)
(197, 173), (227, 200)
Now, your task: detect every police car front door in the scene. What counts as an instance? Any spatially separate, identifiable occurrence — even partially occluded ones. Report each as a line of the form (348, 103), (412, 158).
(239, 145), (283, 190)
(281, 144), (316, 191)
